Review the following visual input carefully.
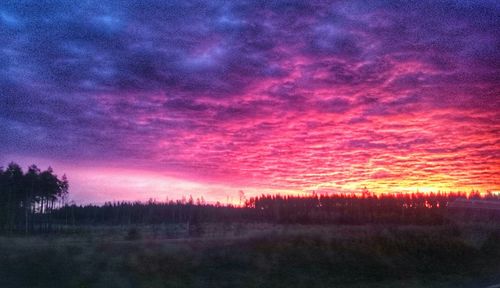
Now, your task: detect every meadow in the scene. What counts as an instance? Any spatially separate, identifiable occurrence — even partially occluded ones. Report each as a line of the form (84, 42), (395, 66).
(0, 223), (499, 288)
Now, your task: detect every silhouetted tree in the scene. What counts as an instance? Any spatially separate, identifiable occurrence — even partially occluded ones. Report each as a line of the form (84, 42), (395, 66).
(0, 162), (69, 233)
(51, 192), (499, 227)
(2, 161), (497, 233)
(3, 163), (24, 232)
(23, 165), (40, 234)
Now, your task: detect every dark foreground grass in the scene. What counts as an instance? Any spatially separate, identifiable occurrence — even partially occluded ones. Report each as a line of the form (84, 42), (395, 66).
(0, 224), (499, 288)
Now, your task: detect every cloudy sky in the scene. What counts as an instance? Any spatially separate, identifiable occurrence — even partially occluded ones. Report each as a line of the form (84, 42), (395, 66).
(1, 0), (499, 203)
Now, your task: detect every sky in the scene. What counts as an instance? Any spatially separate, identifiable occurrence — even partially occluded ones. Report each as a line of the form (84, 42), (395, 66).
(1, 0), (499, 204)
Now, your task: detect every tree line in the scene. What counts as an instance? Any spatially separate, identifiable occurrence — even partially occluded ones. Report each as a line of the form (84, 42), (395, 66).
(0, 162), (68, 233)
(2, 162), (499, 234)
(54, 192), (500, 227)
(246, 192), (500, 224)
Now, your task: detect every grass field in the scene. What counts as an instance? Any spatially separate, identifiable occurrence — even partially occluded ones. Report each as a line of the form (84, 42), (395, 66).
(0, 224), (499, 288)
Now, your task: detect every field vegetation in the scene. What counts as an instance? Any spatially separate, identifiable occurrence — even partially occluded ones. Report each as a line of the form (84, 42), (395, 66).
(0, 223), (499, 288)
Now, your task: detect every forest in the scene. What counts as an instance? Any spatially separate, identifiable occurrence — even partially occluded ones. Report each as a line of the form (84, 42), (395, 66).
(0, 162), (68, 233)
(1, 162), (499, 234)
(53, 191), (500, 228)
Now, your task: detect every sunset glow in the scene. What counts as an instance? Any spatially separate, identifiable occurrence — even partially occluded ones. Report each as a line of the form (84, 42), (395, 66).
(1, 1), (499, 203)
